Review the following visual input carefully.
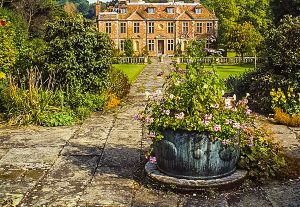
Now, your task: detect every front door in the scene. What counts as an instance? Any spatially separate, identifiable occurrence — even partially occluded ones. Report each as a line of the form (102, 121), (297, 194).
(158, 40), (164, 55)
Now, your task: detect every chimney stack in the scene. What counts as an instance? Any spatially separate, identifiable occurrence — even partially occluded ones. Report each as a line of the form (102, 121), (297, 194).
(96, 1), (101, 16)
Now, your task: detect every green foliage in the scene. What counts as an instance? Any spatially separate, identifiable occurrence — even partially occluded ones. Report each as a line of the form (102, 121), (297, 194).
(44, 15), (113, 92)
(228, 16), (300, 114)
(226, 68), (295, 114)
(226, 22), (263, 57)
(206, 0), (271, 49)
(186, 40), (206, 65)
(270, 87), (300, 115)
(270, 0), (300, 25)
(239, 125), (288, 181)
(0, 20), (17, 73)
(263, 16), (300, 77)
(108, 68), (131, 99)
(38, 111), (74, 126)
(124, 39), (134, 57)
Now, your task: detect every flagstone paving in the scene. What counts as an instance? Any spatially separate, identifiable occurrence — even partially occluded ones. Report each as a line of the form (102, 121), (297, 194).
(0, 59), (299, 207)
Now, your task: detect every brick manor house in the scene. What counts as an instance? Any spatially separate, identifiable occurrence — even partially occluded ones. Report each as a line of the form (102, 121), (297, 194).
(96, 0), (218, 56)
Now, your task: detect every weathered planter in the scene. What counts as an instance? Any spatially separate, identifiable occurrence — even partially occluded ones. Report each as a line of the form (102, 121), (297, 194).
(153, 129), (240, 180)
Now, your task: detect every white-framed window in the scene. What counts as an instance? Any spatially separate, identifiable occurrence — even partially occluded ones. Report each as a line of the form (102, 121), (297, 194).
(168, 22), (174, 33)
(105, 22), (111, 33)
(167, 39), (174, 51)
(195, 8), (202, 14)
(148, 22), (154, 33)
(134, 22), (140, 33)
(206, 22), (213, 33)
(120, 22), (126, 33)
(120, 40), (125, 51)
(147, 7), (155, 13)
(148, 39), (155, 51)
(167, 7), (174, 14)
(196, 22), (202, 33)
(182, 22), (188, 33)
(120, 8), (127, 14)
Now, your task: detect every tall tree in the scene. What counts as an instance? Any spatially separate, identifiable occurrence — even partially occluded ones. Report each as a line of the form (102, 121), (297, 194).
(226, 22), (263, 58)
(270, 0), (300, 25)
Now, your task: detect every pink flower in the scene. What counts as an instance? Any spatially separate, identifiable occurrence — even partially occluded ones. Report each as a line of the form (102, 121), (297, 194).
(231, 107), (237, 112)
(212, 104), (219, 108)
(202, 120), (210, 126)
(175, 112), (184, 119)
(246, 109), (252, 115)
(133, 114), (140, 120)
(149, 156), (157, 163)
(224, 98), (232, 109)
(149, 132), (156, 138)
(224, 119), (232, 124)
(233, 122), (240, 129)
(222, 139), (230, 145)
(164, 110), (170, 115)
(145, 116), (154, 124)
(205, 114), (213, 120)
(249, 136), (254, 147)
(214, 125), (221, 132)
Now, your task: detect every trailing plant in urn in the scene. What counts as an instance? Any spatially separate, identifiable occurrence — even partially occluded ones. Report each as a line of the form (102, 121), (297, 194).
(136, 65), (255, 179)
(142, 66), (253, 145)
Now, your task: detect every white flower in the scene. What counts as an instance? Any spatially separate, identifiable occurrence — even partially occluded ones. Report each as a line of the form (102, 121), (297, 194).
(221, 90), (225, 96)
(169, 94), (174, 99)
(233, 94), (237, 101)
(203, 84), (208, 89)
(246, 93), (250, 97)
(156, 89), (162, 95)
(145, 91), (151, 98)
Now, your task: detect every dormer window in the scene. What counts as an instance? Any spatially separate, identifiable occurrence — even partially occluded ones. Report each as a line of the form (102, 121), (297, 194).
(147, 7), (155, 14)
(195, 8), (202, 14)
(120, 8), (127, 14)
(167, 7), (174, 14)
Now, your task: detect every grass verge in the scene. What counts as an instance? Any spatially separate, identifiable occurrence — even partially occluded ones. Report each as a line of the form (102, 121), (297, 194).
(178, 64), (254, 79)
(113, 64), (146, 83)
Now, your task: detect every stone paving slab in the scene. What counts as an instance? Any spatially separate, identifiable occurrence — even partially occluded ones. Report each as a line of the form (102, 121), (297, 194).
(0, 147), (61, 169)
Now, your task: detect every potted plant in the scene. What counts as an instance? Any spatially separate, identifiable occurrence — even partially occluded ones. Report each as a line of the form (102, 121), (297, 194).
(139, 65), (253, 180)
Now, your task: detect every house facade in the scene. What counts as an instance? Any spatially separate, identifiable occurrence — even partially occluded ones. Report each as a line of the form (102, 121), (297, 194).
(96, 0), (218, 56)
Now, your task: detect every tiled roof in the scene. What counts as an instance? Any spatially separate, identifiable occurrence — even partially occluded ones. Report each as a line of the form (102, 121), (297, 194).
(101, 3), (217, 20)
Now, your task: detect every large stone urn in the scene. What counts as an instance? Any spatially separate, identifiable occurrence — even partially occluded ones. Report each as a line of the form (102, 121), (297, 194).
(153, 129), (240, 180)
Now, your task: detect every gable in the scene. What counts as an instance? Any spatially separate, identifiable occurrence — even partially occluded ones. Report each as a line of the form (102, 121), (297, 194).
(127, 11), (145, 20)
(176, 11), (193, 20)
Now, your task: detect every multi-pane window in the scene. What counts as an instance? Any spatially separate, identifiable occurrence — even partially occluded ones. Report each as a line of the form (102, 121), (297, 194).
(148, 22), (154, 33)
(120, 22), (126, 33)
(167, 7), (174, 13)
(147, 7), (155, 13)
(196, 22), (202, 33)
(182, 22), (188, 33)
(148, 40), (155, 51)
(120, 8), (127, 14)
(206, 22), (213, 33)
(167, 40), (174, 51)
(120, 40), (125, 51)
(205, 40), (211, 49)
(195, 8), (202, 14)
(134, 22), (140, 33)
(105, 22), (111, 33)
(168, 22), (174, 33)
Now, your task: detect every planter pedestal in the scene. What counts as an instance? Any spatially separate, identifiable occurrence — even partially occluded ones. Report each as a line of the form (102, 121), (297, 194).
(145, 161), (247, 190)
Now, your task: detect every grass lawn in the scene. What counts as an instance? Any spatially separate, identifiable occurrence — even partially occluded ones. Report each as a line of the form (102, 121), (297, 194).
(178, 64), (254, 79)
(113, 64), (146, 83)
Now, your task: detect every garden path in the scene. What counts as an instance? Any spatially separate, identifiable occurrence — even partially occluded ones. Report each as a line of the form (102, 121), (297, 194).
(0, 58), (299, 206)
